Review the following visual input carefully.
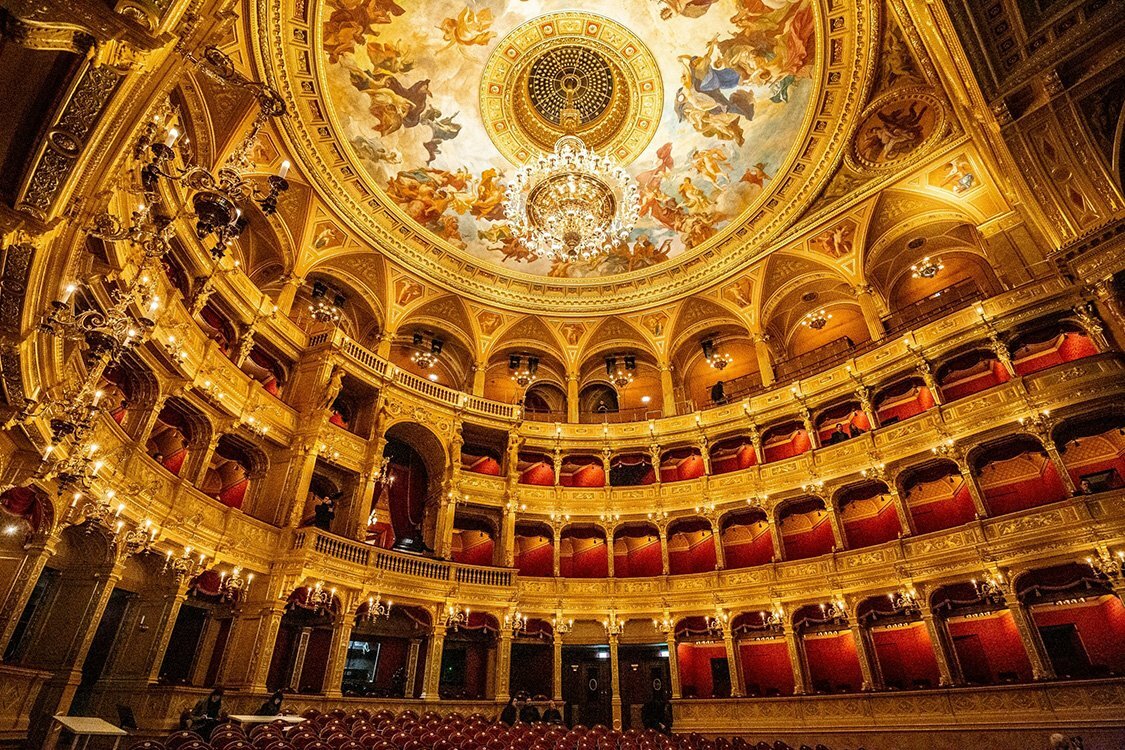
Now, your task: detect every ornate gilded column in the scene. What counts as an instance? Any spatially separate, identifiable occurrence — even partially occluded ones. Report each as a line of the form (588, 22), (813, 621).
(601, 448), (612, 485)
(605, 524), (616, 578)
(405, 639), (422, 697)
(501, 501), (517, 567)
(1001, 587), (1054, 680)
(552, 525), (562, 577)
(283, 438), (323, 528)
(957, 461), (989, 517)
(434, 492), (458, 559)
(275, 274), (303, 316)
(849, 620), (880, 691)
(782, 621), (808, 695)
(648, 441), (662, 487)
(324, 604), (357, 698)
(552, 447), (563, 487)
(798, 402), (819, 449)
(421, 623), (447, 701)
(471, 360), (487, 396)
(566, 372), (579, 423)
(886, 483), (914, 536)
(658, 526), (670, 575)
(768, 519), (785, 562)
(496, 631), (513, 701)
(130, 391), (171, 447)
(722, 631), (743, 697)
(909, 347), (943, 405)
(375, 329), (395, 359)
(918, 597), (959, 687)
(1091, 280), (1125, 342)
(609, 633), (622, 729)
(552, 631), (564, 700)
(825, 499), (846, 551)
(751, 333), (775, 386)
(244, 603), (288, 692)
(711, 517), (725, 570)
(986, 328), (1016, 378)
(851, 284), (886, 340)
(0, 531), (59, 656)
(659, 362), (676, 416)
(665, 631), (681, 698)
(143, 579), (193, 683)
(698, 435), (712, 476)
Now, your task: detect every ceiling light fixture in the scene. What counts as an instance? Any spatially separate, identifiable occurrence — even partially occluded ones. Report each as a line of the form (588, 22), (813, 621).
(910, 256), (944, 279)
(504, 84), (638, 264)
(801, 308), (832, 330)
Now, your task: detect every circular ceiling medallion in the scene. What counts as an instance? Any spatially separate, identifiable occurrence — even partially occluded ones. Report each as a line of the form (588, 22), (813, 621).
(848, 88), (946, 171)
(480, 12), (663, 165)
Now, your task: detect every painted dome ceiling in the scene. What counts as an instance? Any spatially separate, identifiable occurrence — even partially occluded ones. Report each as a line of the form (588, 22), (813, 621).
(261, 0), (875, 312)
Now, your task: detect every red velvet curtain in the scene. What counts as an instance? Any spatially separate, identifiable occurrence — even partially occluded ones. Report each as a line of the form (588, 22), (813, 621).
(1031, 598), (1125, 674)
(909, 480), (976, 534)
(941, 360), (1010, 402)
(980, 455), (1067, 516)
(723, 526), (774, 569)
(782, 517), (834, 560)
(947, 612), (1032, 684)
(1013, 332), (1097, 375)
(676, 642), (727, 698)
(763, 430), (811, 463)
(519, 462), (555, 486)
(614, 537), (663, 577)
(711, 442), (757, 475)
(669, 533), (717, 574)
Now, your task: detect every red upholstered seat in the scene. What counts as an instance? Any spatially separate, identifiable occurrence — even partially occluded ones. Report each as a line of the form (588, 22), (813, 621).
(167, 732), (205, 750)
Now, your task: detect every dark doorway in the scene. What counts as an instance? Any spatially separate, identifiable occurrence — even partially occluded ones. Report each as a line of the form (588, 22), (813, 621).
(1039, 623), (1092, 678)
(710, 656), (732, 698)
(159, 604), (207, 683)
(3, 569), (52, 662)
(952, 633), (993, 685)
(71, 588), (131, 713)
(511, 641), (553, 698)
(617, 644), (670, 731)
(562, 646), (612, 728)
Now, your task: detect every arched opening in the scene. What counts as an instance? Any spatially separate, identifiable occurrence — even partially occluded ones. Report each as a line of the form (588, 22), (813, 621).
(514, 522), (554, 577)
(873, 375), (936, 425)
(344, 604), (430, 697)
(0, 486), (51, 537)
(972, 436), (1068, 516)
(1018, 564), (1125, 679)
(516, 451), (555, 486)
(814, 400), (871, 445)
(709, 435), (757, 475)
(675, 617), (730, 699)
(793, 603), (862, 694)
(439, 612), (498, 700)
(577, 383), (620, 423)
(761, 420), (812, 463)
(267, 586), (340, 693)
(1054, 411), (1125, 492)
(509, 618), (554, 700)
(559, 526), (609, 578)
(778, 497), (835, 560)
(836, 481), (902, 549)
(720, 510), (773, 569)
(856, 595), (939, 690)
(522, 382), (567, 421)
(158, 569), (239, 689)
(383, 422), (447, 555)
(609, 452), (655, 487)
(936, 348), (1011, 402)
(900, 460), (977, 534)
(659, 446), (705, 483)
(451, 514), (495, 566)
(612, 523), (662, 578)
(559, 454), (605, 488)
(667, 518), (717, 575)
(146, 397), (203, 476)
(1010, 318), (1100, 376)
(932, 582), (1032, 685)
(241, 341), (289, 397)
(200, 434), (263, 510)
(732, 612), (791, 697)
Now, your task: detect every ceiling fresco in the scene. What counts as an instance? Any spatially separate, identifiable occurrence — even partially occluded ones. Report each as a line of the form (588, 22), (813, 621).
(320, 0), (817, 278)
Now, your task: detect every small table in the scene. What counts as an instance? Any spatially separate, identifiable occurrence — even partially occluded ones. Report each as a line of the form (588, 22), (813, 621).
(50, 716), (128, 750)
(228, 715), (305, 727)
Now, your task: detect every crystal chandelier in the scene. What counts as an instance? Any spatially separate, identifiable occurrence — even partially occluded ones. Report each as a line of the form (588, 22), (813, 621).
(504, 610), (527, 635)
(1087, 549), (1125, 579)
(121, 518), (158, 558)
(706, 610), (729, 636)
(504, 84), (638, 264)
(510, 355), (539, 389)
(762, 608), (784, 629)
(910, 256), (944, 279)
(552, 615), (574, 634)
(702, 339), (732, 370)
(820, 598), (848, 622)
(308, 280), (344, 324)
(972, 573), (1005, 604)
(888, 588), (920, 615)
(410, 331), (443, 370)
(801, 308), (832, 330)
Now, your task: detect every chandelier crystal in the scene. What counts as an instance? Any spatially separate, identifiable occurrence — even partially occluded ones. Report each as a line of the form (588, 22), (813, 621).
(504, 133), (639, 264)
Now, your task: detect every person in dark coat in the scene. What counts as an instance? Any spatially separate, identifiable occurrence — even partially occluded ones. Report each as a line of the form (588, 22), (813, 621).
(541, 700), (563, 724)
(255, 690), (284, 716)
(499, 697), (518, 726)
(711, 380), (726, 404)
(518, 699), (541, 724)
(190, 688), (225, 738)
(313, 494), (336, 530)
